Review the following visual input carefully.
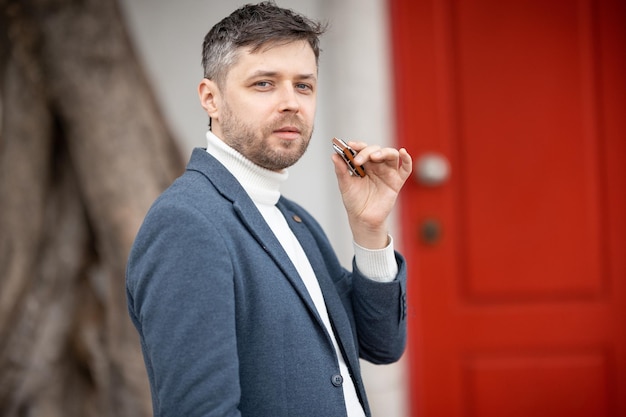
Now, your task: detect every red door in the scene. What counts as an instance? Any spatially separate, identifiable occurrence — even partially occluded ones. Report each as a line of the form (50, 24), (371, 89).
(389, 0), (626, 415)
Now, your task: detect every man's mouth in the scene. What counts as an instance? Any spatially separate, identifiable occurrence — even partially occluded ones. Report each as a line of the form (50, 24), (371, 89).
(274, 126), (301, 134)
(273, 126), (302, 140)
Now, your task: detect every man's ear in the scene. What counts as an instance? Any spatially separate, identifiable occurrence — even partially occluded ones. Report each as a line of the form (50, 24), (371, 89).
(198, 78), (220, 119)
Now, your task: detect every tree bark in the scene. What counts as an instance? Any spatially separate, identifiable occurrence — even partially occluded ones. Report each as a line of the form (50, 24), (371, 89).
(0, 0), (185, 415)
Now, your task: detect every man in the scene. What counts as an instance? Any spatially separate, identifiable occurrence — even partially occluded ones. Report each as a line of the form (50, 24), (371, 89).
(126, 2), (413, 416)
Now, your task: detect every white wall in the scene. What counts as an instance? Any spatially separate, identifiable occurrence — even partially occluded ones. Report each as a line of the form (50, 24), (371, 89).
(119, 1), (407, 415)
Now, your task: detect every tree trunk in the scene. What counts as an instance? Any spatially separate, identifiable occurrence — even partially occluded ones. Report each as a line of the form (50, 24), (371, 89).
(0, 0), (185, 415)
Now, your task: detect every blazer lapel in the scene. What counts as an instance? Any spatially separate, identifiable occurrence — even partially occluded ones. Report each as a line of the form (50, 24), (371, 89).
(233, 198), (330, 322)
(189, 150), (325, 327)
(277, 202), (360, 374)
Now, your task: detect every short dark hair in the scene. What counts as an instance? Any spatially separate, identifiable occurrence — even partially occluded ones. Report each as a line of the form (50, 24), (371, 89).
(201, 1), (326, 86)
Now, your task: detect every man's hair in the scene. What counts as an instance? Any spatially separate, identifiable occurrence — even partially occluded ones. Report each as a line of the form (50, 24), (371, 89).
(201, 1), (326, 86)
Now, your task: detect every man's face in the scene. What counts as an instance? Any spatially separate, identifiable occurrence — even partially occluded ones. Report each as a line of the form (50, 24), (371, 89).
(212, 40), (318, 171)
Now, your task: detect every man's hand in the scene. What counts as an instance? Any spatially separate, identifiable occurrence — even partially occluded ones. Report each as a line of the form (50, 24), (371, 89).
(331, 140), (413, 249)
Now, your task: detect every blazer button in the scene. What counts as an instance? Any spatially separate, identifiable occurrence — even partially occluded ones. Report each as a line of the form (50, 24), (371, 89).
(331, 374), (343, 387)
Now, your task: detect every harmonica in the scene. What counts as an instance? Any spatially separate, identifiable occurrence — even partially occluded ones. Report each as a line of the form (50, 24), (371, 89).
(332, 137), (366, 178)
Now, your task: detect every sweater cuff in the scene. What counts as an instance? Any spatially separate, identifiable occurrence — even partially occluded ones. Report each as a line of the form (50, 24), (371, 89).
(353, 235), (399, 283)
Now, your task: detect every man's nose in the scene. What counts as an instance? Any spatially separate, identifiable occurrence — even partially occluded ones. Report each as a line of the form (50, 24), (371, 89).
(277, 84), (300, 112)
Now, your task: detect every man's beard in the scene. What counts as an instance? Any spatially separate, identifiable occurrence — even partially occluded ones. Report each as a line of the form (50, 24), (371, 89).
(220, 102), (313, 171)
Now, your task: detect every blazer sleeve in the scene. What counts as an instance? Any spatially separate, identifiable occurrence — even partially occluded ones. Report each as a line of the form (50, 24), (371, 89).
(126, 201), (242, 417)
(351, 253), (408, 364)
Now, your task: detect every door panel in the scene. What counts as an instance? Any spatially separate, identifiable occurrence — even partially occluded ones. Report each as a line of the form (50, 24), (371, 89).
(456, 0), (603, 300)
(389, 0), (626, 415)
(465, 351), (611, 416)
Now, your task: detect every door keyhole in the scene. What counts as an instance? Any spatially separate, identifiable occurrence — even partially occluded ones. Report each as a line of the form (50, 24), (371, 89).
(420, 219), (442, 245)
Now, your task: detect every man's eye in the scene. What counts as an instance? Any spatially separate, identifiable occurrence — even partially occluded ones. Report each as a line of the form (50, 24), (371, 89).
(255, 81), (272, 88)
(296, 83), (313, 92)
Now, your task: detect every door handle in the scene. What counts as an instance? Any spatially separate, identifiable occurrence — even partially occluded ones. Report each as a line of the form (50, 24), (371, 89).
(415, 152), (450, 186)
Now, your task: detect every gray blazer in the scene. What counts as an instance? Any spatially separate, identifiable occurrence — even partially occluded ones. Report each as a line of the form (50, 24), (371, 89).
(126, 148), (408, 417)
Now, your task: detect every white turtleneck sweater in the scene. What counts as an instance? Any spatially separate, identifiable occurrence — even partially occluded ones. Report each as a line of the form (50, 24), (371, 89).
(205, 131), (398, 417)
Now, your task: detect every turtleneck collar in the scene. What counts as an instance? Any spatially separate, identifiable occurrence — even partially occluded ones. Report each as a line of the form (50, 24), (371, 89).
(205, 131), (288, 206)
